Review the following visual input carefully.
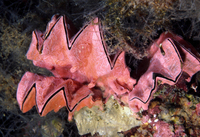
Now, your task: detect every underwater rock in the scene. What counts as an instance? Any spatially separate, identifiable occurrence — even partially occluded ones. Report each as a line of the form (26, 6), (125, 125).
(74, 96), (141, 136)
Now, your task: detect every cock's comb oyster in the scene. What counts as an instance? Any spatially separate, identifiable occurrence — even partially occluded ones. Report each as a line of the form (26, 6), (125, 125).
(17, 14), (200, 120)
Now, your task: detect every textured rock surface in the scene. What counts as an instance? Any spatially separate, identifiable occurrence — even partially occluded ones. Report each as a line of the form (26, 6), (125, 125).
(74, 96), (141, 136)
